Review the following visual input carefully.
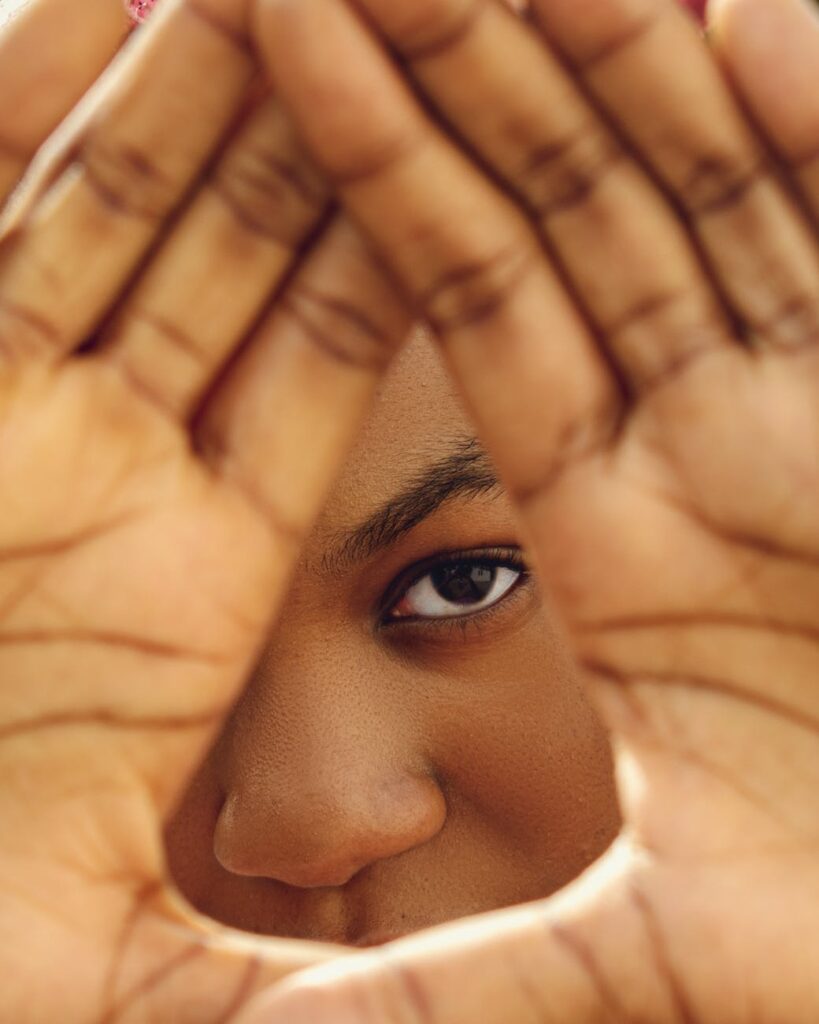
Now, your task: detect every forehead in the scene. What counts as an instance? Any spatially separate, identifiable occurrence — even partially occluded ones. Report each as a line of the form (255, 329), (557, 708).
(319, 326), (475, 530)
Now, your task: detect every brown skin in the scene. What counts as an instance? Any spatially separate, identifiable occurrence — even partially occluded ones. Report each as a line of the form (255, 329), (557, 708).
(3, 0), (819, 1022)
(166, 330), (619, 945)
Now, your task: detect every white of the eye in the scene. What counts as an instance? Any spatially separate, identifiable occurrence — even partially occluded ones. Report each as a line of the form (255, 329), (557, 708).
(402, 566), (521, 619)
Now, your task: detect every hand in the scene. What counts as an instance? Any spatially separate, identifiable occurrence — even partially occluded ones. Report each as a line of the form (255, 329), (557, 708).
(234, 0), (819, 1019)
(0, 1), (411, 1020)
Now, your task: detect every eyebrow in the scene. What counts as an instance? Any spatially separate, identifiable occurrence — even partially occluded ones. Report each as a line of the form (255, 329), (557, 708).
(321, 437), (502, 576)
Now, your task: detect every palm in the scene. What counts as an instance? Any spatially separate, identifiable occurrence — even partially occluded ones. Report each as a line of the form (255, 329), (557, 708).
(0, 362), (323, 1022)
(526, 344), (819, 1020)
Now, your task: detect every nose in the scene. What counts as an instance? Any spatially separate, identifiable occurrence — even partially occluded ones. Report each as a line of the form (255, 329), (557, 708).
(212, 638), (446, 890)
(215, 763), (446, 889)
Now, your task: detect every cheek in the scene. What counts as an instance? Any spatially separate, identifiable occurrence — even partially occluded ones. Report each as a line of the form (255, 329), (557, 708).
(427, 628), (619, 860)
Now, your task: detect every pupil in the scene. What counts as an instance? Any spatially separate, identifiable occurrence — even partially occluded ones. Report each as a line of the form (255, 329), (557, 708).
(430, 563), (496, 605)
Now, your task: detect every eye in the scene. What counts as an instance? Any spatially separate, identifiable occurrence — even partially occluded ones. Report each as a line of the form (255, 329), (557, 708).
(384, 551), (526, 623)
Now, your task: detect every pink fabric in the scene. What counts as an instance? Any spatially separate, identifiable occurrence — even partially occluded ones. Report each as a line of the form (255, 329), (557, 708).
(126, 0), (157, 23)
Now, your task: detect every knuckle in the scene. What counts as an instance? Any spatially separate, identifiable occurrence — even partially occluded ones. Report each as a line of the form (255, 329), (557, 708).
(283, 283), (395, 372)
(754, 291), (819, 351)
(678, 151), (766, 217)
(78, 135), (175, 221)
(212, 131), (329, 245)
(0, 296), (61, 365)
(519, 126), (624, 220)
(418, 239), (538, 333)
(603, 289), (728, 392)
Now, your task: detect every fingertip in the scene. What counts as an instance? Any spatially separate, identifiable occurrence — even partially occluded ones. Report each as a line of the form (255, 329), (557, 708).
(707, 0), (819, 158)
(708, 0), (818, 47)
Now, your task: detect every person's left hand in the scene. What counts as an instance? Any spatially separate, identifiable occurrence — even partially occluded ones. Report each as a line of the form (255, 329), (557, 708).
(231, 0), (819, 1019)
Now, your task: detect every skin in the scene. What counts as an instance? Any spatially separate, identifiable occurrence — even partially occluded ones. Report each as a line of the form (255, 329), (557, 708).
(165, 329), (619, 946)
(0, 0), (818, 1022)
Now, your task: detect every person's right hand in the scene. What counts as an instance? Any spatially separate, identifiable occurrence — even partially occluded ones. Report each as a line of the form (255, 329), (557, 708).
(0, 2), (411, 1020)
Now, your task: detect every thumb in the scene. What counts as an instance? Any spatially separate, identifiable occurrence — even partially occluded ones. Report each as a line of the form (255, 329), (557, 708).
(231, 848), (649, 1024)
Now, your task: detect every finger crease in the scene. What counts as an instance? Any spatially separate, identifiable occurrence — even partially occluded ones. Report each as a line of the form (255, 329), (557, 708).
(212, 957), (264, 1024)
(550, 924), (635, 1022)
(0, 295), (61, 358)
(681, 155), (768, 218)
(209, 174), (320, 246)
(99, 944), (207, 1024)
(629, 886), (701, 1024)
(133, 310), (211, 367)
(286, 283), (394, 367)
(751, 291), (819, 351)
(526, 130), (625, 218)
(419, 243), (537, 332)
(79, 151), (168, 222)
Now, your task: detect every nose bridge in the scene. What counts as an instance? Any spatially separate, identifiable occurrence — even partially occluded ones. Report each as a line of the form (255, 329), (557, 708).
(214, 628), (446, 889)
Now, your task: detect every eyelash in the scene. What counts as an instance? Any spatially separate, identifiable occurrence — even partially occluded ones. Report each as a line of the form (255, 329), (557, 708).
(377, 547), (530, 634)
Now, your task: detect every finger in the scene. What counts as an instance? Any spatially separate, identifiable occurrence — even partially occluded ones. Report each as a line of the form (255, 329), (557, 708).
(195, 216), (413, 541)
(99, 93), (330, 419)
(528, 0), (819, 351)
(0, 0), (130, 206)
(0, 0), (256, 366)
(345, 0), (733, 391)
(232, 852), (659, 1024)
(257, 0), (619, 505)
(81, 883), (344, 1024)
(711, 0), (819, 230)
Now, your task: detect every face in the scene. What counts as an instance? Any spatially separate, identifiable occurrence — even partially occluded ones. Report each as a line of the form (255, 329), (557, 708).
(166, 328), (619, 946)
